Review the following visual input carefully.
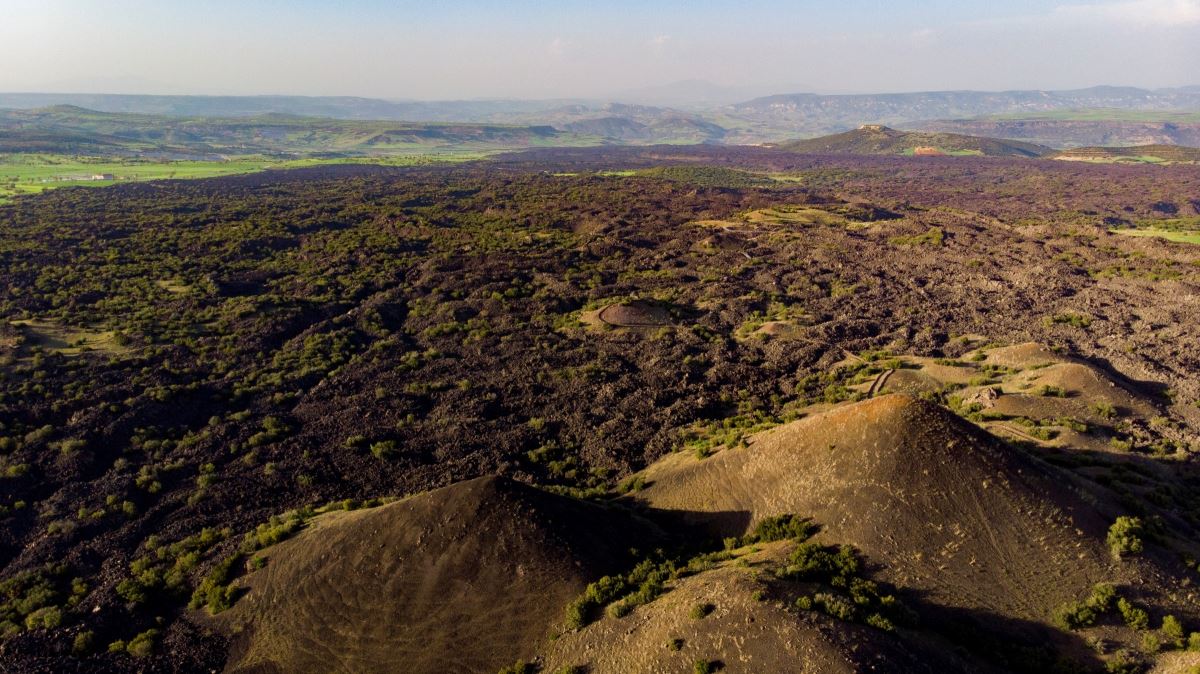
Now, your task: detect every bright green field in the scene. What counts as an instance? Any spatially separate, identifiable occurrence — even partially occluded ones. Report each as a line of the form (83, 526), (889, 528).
(0, 152), (490, 203)
(1114, 228), (1200, 245)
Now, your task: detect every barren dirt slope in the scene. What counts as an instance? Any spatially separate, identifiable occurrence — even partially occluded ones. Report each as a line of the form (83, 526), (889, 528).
(217, 476), (659, 674)
(633, 394), (1127, 621)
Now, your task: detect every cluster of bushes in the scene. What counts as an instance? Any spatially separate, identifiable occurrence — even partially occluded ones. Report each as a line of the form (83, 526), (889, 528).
(116, 527), (229, 605)
(564, 556), (677, 629)
(107, 627), (159, 658)
(191, 508), (317, 614)
(1045, 312), (1092, 329)
(0, 563), (86, 639)
(725, 514), (815, 549)
(1053, 582), (1119, 629)
(781, 542), (907, 631)
(1054, 581), (1198, 670)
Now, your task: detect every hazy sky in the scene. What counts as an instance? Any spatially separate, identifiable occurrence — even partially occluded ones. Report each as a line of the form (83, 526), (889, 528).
(2, 0), (1198, 99)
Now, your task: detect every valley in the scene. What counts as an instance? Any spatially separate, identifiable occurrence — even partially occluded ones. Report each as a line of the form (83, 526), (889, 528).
(1, 144), (1200, 671)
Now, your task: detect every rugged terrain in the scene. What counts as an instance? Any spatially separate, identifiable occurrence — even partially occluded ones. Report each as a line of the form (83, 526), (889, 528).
(1053, 145), (1200, 165)
(775, 125), (1051, 157)
(909, 115), (1200, 149)
(2, 146), (1200, 671)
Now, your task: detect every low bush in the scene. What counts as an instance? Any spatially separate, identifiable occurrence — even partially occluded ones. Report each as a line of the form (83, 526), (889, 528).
(1107, 517), (1144, 559)
(1118, 597), (1149, 630)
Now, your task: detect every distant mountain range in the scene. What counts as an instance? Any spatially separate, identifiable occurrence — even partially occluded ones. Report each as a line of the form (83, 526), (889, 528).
(2, 86), (1200, 148)
(727, 86), (1200, 137)
(907, 114), (1200, 148)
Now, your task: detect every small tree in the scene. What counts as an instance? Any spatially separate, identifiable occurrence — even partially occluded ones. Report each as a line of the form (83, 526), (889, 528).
(1107, 517), (1144, 559)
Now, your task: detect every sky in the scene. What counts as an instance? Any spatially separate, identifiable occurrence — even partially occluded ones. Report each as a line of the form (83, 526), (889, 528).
(1, 0), (1198, 100)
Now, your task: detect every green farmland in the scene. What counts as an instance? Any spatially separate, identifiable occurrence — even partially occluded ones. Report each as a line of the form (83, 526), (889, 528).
(1113, 228), (1200, 245)
(0, 153), (490, 203)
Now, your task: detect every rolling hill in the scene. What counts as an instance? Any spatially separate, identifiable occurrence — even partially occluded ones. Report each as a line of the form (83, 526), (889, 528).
(217, 346), (1200, 673)
(0, 106), (571, 158)
(908, 114), (1200, 149)
(724, 86), (1200, 138)
(775, 125), (1052, 157)
(1053, 144), (1200, 164)
(218, 476), (663, 673)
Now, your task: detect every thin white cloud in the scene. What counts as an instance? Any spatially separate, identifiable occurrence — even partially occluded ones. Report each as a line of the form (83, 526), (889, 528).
(1053, 0), (1200, 26)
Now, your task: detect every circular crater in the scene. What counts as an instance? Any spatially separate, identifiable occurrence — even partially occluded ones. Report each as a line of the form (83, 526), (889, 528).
(595, 300), (675, 328)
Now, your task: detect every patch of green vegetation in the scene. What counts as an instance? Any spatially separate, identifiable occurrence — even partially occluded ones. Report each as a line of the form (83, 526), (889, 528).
(1046, 312), (1092, 328)
(689, 602), (715, 619)
(888, 227), (944, 246)
(632, 166), (775, 189)
(1113, 229), (1200, 246)
(1053, 582), (1116, 630)
(116, 527), (230, 605)
(731, 514), (816, 547)
(782, 542), (906, 631)
(497, 660), (536, 674)
(0, 563), (86, 640)
(1107, 516), (1144, 559)
(1117, 597), (1149, 630)
(0, 151), (491, 203)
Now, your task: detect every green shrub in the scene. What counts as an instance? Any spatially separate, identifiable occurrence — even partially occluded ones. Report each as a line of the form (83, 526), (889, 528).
(1046, 313), (1092, 329)
(668, 637), (684, 651)
(778, 542), (860, 584)
(369, 440), (398, 460)
(1108, 517), (1145, 559)
(889, 227), (943, 246)
(23, 606), (62, 630)
(618, 475), (646, 493)
(690, 603), (714, 620)
(865, 612), (896, 631)
(747, 514), (815, 544)
(1054, 582), (1117, 630)
(812, 592), (855, 620)
(1090, 583), (1117, 612)
(693, 659), (722, 674)
(497, 661), (535, 674)
(1162, 615), (1185, 647)
(72, 629), (95, 655)
(126, 628), (159, 658)
(1141, 631), (1160, 653)
(1105, 649), (1145, 674)
(1118, 598), (1150, 630)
